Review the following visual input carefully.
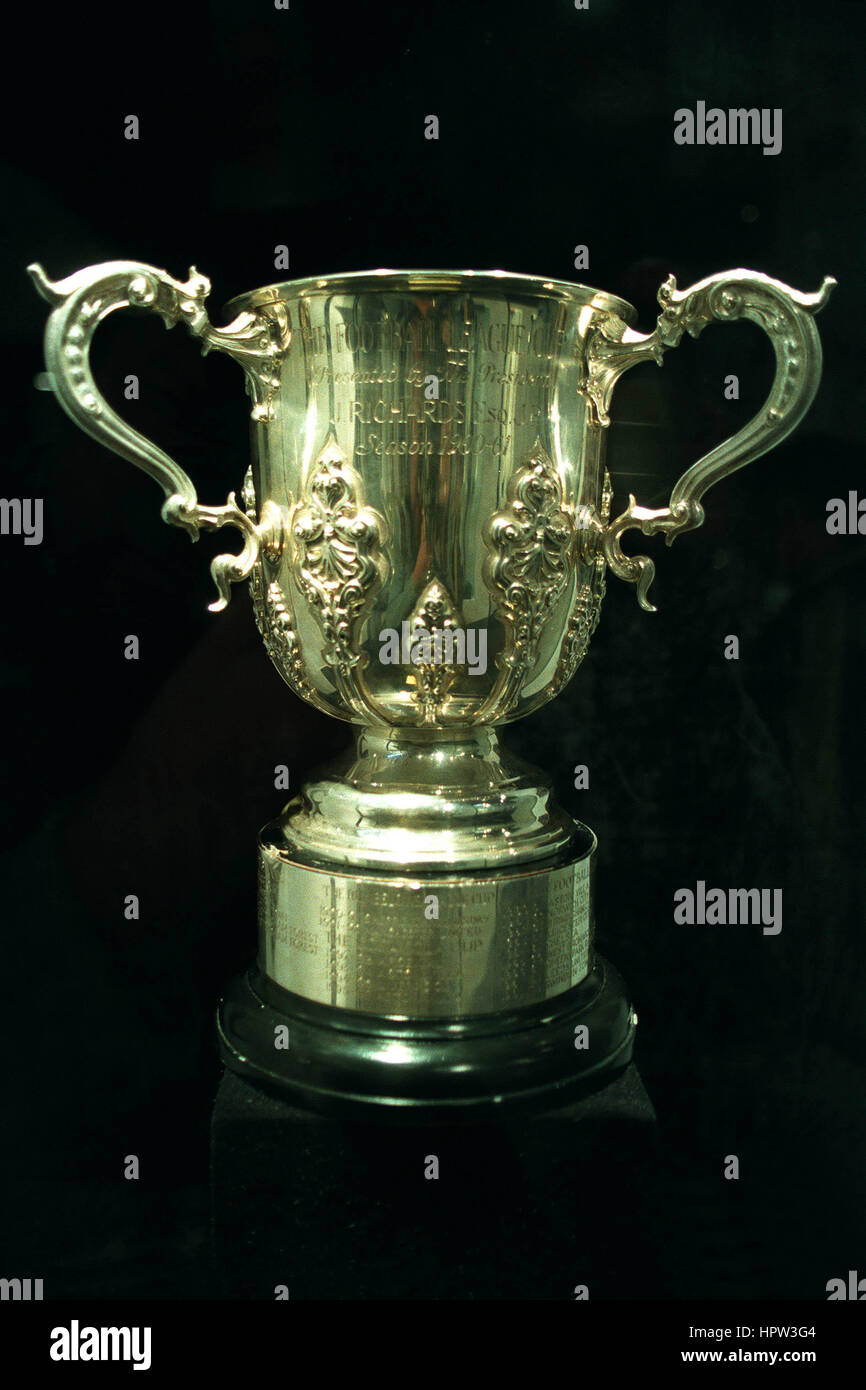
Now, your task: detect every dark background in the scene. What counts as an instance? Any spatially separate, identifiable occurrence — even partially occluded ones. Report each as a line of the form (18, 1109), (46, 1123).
(0, 0), (864, 1299)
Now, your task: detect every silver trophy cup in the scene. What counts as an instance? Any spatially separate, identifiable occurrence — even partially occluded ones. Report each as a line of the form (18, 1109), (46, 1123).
(30, 261), (834, 1113)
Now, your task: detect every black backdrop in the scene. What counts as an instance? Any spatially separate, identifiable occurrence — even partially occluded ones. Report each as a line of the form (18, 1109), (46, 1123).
(1, 0), (864, 1300)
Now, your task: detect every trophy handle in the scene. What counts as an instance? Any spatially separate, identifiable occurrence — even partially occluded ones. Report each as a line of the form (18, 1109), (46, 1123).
(584, 269), (836, 611)
(27, 260), (290, 611)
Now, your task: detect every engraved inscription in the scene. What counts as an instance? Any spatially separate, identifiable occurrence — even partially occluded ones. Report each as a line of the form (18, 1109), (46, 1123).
(310, 361), (560, 391)
(354, 432), (512, 460)
(273, 909), (319, 955)
(261, 853), (594, 1017)
(332, 397), (545, 428)
(301, 318), (569, 359)
(298, 310), (585, 464)
(571, 867), (591, 983)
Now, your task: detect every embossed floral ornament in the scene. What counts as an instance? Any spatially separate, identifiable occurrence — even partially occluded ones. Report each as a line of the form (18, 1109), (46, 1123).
(407, 577), (464, 724)
(551, 470), (612, 695)
(292, 434), (388, 672)
(484, 441), (574, 672)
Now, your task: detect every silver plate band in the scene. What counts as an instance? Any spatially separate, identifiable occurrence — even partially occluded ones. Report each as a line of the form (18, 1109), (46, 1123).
(258, 833), (595, 1019)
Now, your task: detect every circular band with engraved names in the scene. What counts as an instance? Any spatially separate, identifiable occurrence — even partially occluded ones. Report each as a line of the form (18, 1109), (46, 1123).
(258, 831), (596, 1018)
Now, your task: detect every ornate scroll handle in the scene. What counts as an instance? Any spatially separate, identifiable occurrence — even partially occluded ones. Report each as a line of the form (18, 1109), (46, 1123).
(585, 269), (836, 611)
(27, 259), (290, 611)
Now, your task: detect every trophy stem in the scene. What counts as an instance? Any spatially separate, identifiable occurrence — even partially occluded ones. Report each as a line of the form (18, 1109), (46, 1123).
(269, 723), (579, 872)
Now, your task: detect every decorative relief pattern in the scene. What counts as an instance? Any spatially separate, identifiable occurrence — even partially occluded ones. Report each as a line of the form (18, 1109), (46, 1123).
(406, 577), (464, 724)
(291, 433), (388, 680)
(484, 442), (574, 666)
(28, 259), (291, 611)
(243, 471), (319, 706)
(123, 266), (289, 422)
(551, 469), (612, 694)
(482, 441), (575, 716)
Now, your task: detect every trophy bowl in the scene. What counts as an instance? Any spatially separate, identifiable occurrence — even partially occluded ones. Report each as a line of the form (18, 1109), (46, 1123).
(29, 260), (834, 1114)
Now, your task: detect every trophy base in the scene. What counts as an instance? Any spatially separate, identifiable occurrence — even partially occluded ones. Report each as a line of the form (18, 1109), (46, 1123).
(216, 955), (636, 1121)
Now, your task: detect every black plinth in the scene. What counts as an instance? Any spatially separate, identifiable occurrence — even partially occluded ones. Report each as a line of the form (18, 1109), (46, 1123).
(216, 955), (637, 1119)
(210, 1059), (657, 1300)
(212, 951), (654, 1297)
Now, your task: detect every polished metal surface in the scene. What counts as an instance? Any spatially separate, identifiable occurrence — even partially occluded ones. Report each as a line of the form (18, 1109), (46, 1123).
(29, 260), (835, 712)
(238, 273), (620, 729)
(258, 832), (594, 1017)
(585, 270), (837, 610)
(30, 260), (835, 1026)
(271, 726), (577, 872)
(28, 261), (289, 610)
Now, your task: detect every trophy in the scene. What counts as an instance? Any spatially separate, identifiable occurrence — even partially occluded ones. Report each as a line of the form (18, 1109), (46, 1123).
(29, 261), (834, 1116)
